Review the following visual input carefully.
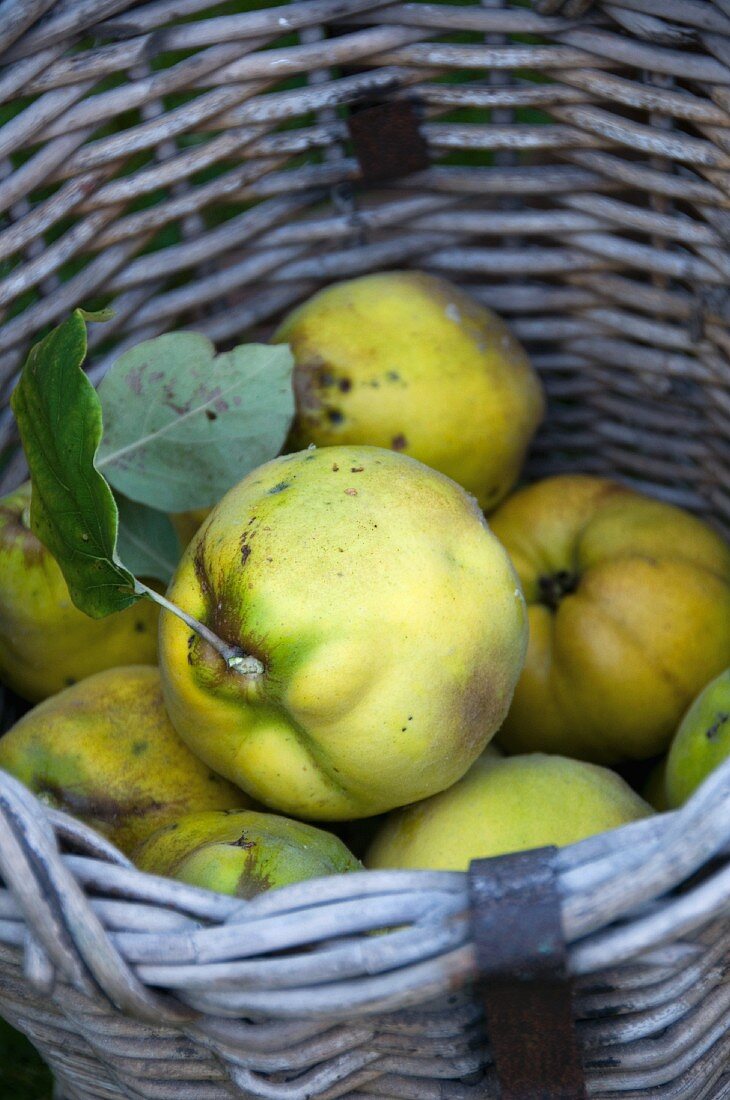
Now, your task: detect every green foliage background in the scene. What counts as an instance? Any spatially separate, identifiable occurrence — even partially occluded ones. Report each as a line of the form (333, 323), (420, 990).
(0, 1016), (53, 1098)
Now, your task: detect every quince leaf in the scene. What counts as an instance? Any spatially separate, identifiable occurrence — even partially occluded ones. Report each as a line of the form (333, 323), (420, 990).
(116, 494), (181, 584)
(10, 310), (139, 618)
(97, 333), (295, 512)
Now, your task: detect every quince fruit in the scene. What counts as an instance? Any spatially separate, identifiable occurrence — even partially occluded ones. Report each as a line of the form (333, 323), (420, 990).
(0, 482), (158, 701)
(0, 666), (250, 855)
(366, 752), (652, 871)
(159, 445), (527, 820)
(134, 809), (360, 897)
(273, 271), (544, 510)
(665, 669), (730, 807)
(490, 476), (730, 763)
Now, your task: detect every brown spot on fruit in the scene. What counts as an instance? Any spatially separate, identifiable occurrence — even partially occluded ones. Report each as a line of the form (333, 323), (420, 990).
(35, 780), (167, 826)
(345, 488), (358, 496)
(134, 621), (147, 633)
(0, 501), (46, 566)
(350, 466), (364, 473)
(239, 522), (258, 566)
(193, 544), (212, 597)
(237, 851), (273, 898)
(392, 434), (407, 451)
(229, 833), (255, 850)
(707, 713), (729, 741)
(327, 409), (344, 424)
(332, 464), (340, 472)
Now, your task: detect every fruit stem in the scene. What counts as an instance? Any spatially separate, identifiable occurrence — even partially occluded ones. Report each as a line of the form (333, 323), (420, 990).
(135, 582), (265, 676)
(537, 569), (579, 611)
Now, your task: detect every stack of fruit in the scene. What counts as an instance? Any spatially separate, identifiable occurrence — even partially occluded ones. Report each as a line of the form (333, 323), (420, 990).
(1, 272), (728, 897)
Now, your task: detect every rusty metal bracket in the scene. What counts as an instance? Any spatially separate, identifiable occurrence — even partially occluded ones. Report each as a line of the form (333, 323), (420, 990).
(346, 99), (429, 185)
(469, 847), (587, 1099)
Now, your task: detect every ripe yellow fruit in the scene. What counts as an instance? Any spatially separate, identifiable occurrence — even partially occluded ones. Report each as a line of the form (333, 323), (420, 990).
(490, 476), (730, 763)
(366, 753), (652, 871)
(665, 669), (730, 807)
(134, 810), (361, 897)
(0, 666), (250, 855)
(0, 483), (158, 701)
(273, 271), (544, 510)
(159, 445), (528, 820)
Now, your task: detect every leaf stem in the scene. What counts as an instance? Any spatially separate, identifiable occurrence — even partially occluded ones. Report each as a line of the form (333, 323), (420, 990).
(135, 582), (265, 676)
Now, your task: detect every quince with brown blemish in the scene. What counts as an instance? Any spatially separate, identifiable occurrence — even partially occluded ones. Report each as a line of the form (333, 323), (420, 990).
(134, 809), (360, 897)
(273, 271), (544, 511)
(159, 445), (528, 820)
(0, 666), (250, 855)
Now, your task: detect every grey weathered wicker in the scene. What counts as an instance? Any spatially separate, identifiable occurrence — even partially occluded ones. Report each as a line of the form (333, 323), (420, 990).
(0, 0), (729, 1096)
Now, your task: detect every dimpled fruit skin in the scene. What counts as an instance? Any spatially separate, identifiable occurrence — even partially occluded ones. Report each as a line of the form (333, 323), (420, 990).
(159, 445), (528, 820)
(0, 483), (158, 701)
(490, 476), (730, 764)
(134, 809), (361, 898)
(366, 752), (652, 871)
(0, 666), (250, 855)
(665, 669), (730, 808)
(272, 271), (544, 511)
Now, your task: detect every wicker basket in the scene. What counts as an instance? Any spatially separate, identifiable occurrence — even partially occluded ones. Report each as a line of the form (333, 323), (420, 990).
(0, 0), (729, 1096)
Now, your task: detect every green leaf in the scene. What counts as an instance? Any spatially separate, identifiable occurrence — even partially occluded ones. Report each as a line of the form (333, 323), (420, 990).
(79, 306), (115, 323)
(115, 493), (181, 584)
(10, 310), (139, 618)
(96, 333), (295, 512)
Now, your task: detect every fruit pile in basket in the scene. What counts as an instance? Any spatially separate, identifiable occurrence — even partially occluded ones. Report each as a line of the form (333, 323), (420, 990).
(1, 272), (729, 895)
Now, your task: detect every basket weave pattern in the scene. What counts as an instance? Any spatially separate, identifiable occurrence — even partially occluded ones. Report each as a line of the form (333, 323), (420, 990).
(0, 1), (729, 1096)
(1, 766), (730, 1099)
